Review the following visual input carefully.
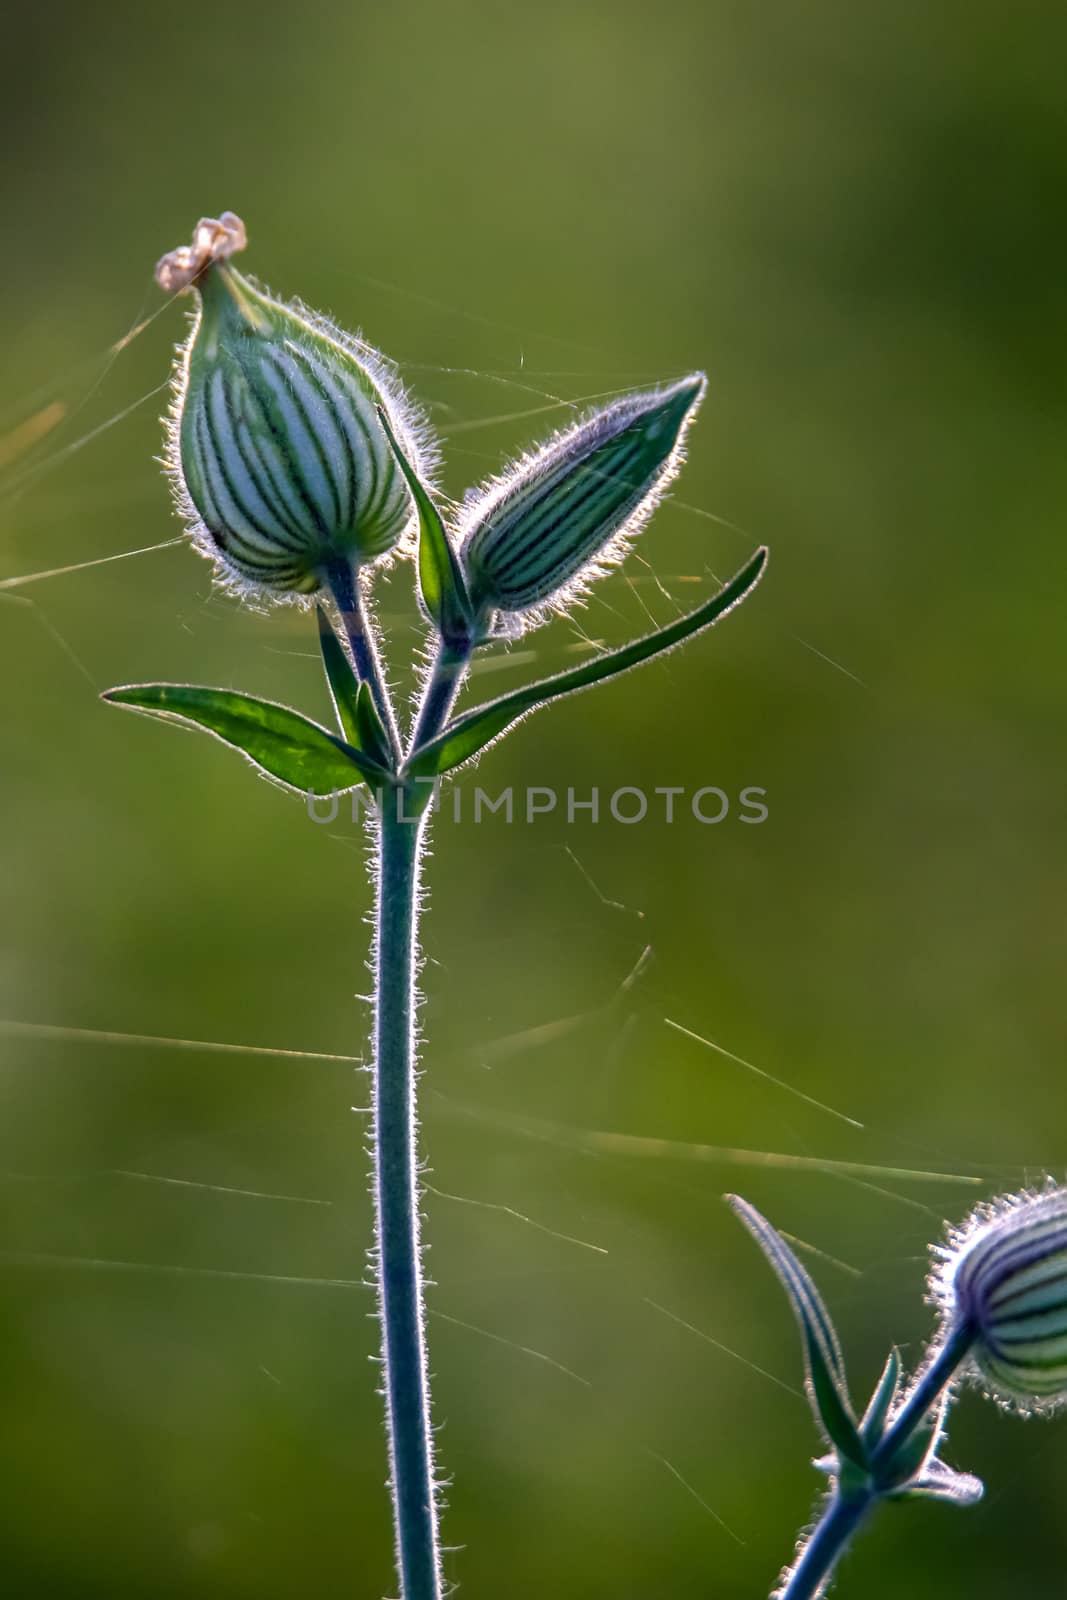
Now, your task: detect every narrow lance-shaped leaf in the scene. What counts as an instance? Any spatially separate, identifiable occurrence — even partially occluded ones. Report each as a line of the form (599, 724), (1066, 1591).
(878, 1388), (949, 1491)
(353, 682), (392, 771)
(376, 403), (473, 643)
(316, 606), (392, 769)
(317, 604), (362, 745)
(861, 1349), (902, 1448)
(727, 1195), (867, 1468)
(408, 546), (767, 779)
(102, 684), (389, 795)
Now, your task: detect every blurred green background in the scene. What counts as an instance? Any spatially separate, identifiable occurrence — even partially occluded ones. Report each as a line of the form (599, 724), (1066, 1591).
(2, 2), (1065, 1595)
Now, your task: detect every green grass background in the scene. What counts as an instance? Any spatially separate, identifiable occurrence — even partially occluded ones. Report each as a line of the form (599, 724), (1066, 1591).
(2, 2), (1066, 1594)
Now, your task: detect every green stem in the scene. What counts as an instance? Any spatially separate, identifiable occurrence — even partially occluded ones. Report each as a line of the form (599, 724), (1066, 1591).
(870, 1322), (975, 1472)
(370, 636), (473, 1600)
(779, 1490), (873, 1600)
(326, 560), (400, 756)
(374, 795), (440, 1600)
(410, 640), (473, 757)
(778, 1322), (976, 1600)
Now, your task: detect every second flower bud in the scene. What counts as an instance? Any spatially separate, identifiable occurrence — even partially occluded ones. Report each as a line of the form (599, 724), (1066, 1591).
(459, 376), (706, 633)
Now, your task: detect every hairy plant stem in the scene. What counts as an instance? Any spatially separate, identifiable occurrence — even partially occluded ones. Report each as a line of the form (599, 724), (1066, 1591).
(778, 1321), (976, 1600)
(326, 559), (400, 755)
(779, 1490), (873, 1600)
(869, 1321), (975, 1473)
(411, 640), (474, 753)
(375, 794), (438, 1600)
(371, 636), (472, 1600)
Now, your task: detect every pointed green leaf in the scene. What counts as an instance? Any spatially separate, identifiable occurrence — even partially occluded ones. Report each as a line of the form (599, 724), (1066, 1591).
(102, 683), (389, 795)
(317, 607), (392, 768)
(727, 1195), (866, 1468)
(878, 1389), (948, 1491)
(354, 681), (391, 769)
(376, 403), (473, 642)
(882, 1419), (937, 1488)
(317, 605), (363, 747)
(409, 545), (767, 779)
(861, 1349), (902, 1448)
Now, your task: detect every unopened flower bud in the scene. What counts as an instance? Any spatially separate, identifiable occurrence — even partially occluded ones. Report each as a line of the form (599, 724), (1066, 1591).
(459, 376), (705, 632)
(158, 213), (431, 597)
(933, 1185), (1067, 1412)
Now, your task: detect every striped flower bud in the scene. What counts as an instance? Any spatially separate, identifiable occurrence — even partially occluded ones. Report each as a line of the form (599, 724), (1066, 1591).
(158, 213), (432, 598)
(459, 375), (705, 633)
(932, 1186), (1067, 1413)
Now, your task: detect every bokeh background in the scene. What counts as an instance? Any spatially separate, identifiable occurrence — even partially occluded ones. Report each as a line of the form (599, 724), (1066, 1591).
(2, 2), (1066, 1595)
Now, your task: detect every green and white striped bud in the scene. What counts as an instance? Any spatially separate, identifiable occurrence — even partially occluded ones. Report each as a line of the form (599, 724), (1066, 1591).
(459, 375), (705, 634)
(932, 1185), (1067, 1413)
(157, 213), (433, 598)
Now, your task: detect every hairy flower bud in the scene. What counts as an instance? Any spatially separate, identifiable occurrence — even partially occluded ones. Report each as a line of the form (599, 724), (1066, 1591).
(459, 375), (705, 633)
(932, 1185), (1067, 1413)
(158, 213), (432, 598)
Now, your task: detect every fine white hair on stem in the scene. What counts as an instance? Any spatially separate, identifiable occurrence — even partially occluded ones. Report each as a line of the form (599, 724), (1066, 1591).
(363, 790), (444, 1595)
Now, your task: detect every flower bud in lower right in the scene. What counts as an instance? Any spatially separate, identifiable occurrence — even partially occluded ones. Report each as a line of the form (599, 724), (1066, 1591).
(931, 1184), (1067, 1413)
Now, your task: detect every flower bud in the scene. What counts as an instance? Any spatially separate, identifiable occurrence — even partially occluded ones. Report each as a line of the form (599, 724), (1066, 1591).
(933, 1185), (1067, 1412)
(459, 376), (705, 632)
(157, 213), (431, 598)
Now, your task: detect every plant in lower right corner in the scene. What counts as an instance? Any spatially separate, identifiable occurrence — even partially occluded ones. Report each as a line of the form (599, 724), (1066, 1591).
(729, 1184), (1067, 1599)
